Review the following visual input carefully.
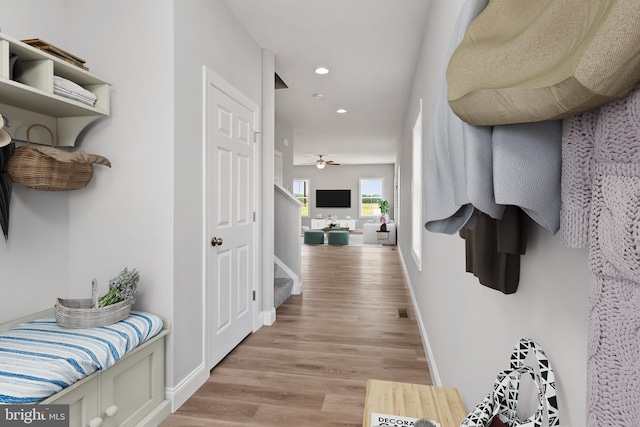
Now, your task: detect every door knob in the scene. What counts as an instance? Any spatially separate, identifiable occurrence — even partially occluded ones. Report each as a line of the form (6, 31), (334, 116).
(211, 237), (223, 247)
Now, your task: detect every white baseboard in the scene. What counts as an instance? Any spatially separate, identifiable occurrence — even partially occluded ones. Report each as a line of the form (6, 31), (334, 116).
(259, 308), (276, 326)
(292, 279), (302, 295)
(165, 363), (208, 412)
(398, 246), (442, 387)
(137, 400), (171, 426)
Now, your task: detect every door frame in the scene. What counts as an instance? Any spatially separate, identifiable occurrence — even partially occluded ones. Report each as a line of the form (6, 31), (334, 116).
(201, 66), (261, 369)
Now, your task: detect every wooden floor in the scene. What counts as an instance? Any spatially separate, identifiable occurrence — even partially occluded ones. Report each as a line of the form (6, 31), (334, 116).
(160, 244), (431, 427)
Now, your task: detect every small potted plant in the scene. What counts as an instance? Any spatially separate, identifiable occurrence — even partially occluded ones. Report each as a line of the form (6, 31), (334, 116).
(378, 200), (389, 231)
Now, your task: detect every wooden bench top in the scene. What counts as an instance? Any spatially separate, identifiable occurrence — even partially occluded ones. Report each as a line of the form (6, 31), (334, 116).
(363, 379), (467, 427)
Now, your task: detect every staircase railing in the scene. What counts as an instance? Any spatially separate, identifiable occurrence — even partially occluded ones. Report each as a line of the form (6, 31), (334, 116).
(274, 184), (303, 294)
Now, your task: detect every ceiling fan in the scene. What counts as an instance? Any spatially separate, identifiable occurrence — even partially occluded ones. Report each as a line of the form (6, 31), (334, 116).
(314, 155), (340, 169)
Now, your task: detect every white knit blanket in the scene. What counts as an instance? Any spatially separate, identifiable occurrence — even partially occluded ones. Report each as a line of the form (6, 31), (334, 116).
(561, 85), (640, 426)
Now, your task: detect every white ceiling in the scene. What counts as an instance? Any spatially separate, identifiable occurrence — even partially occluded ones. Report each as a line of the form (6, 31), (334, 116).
(222, 0), (431, 166)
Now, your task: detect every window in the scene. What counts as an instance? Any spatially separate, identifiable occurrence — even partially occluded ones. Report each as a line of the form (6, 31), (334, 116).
(411, 100), (422, 270)
(360, 178), (384, 218)
(293, 179), (310, 217)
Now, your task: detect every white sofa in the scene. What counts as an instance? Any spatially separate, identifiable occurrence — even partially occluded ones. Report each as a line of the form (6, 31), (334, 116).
(363, 222), (396, 245)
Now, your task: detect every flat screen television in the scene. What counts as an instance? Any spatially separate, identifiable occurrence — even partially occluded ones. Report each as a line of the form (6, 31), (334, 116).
(316, 189), (351, 208)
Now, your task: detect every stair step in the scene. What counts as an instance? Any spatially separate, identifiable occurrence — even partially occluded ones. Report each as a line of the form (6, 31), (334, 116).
(274, 277), (294, 309)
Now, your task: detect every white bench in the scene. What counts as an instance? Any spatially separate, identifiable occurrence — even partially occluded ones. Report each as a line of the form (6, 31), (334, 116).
(0, 309), (171, 427)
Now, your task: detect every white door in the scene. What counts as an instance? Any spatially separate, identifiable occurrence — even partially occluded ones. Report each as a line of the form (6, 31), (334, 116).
(204, 68), (258, 369)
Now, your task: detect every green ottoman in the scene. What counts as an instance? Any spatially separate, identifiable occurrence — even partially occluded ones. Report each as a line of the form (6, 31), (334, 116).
(304, 229), (325, 245)
(328, 230), (349, 245)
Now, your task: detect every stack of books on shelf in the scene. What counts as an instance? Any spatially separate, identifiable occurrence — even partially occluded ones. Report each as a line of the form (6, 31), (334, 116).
(21, 38), (89, 71)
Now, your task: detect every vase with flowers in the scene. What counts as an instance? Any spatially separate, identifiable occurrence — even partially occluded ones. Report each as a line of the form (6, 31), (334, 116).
(378, 200), (389, 231)
(327, 214), (339, 228)
(98, 267), (139, 307)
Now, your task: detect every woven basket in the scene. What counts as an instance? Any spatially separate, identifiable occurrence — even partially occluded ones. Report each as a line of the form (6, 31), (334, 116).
(7, 124), (93, 191)
(55, 298), (131, 328)
(55, 279), (131, 328)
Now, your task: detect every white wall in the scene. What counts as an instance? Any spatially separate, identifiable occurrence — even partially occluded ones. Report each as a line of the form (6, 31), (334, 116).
(0, 0), (265, 411)
(65, 0), (176, 320)
(172, 0), (262, 403)
(293, 163), (395, 230)
(398, 2), (588, 426)
(61, 0), (177, 398)
(0, 190), (69, 322)
(0, 1), (73, 324)
(261, 49), (276, 321)
(275, 118), (294, 189)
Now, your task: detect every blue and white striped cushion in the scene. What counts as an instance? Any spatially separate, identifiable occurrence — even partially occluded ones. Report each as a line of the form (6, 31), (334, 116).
(0, 312), (163, 404)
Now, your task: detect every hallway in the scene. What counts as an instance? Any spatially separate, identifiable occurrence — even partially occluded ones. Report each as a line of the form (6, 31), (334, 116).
(161, 244), (431, 426)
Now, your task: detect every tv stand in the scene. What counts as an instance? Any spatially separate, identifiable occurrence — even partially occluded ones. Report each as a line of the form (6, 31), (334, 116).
(311, 218), (356, 230)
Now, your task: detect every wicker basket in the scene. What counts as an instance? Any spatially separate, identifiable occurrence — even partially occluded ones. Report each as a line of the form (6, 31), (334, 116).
(55, 298), (131, 328)
(7, 124), (93, 191)
(55, 279), (131, 328)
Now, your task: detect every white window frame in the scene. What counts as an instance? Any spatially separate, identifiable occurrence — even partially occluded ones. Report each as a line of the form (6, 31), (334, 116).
(359, 177), (385, 219)
(411, 100), (422, 271)
(293, 178), (310, 217)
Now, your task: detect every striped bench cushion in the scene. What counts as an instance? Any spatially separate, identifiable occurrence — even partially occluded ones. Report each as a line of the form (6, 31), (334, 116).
(0, 311), (164, 404)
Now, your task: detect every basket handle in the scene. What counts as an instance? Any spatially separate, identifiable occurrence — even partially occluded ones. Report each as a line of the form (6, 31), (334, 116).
(26, 124), (55, 148)
(92, 278), (99, 308)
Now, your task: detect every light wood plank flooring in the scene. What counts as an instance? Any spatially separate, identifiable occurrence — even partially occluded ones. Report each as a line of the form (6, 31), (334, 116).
(161, 244), (431, 426)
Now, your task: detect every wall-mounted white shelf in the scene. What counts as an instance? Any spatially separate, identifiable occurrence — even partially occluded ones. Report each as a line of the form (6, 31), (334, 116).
(0, 32), (110, 146)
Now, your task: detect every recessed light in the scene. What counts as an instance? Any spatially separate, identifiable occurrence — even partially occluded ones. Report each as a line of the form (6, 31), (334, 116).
(315, 67), (329, 75)
(336, 108), (347, 114)
(312, 93), (325, 100)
